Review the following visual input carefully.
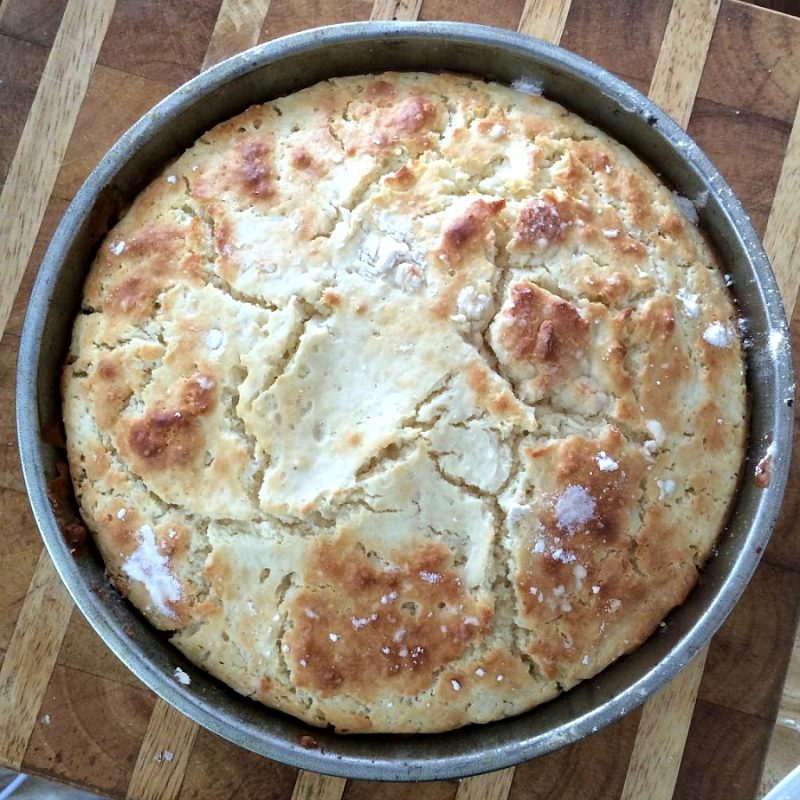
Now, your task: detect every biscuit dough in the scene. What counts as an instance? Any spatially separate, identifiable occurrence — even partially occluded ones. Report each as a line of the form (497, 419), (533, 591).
(63, 72), (746, 732)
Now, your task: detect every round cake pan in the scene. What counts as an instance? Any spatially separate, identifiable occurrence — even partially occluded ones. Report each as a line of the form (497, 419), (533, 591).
(16, 21), (795, 782)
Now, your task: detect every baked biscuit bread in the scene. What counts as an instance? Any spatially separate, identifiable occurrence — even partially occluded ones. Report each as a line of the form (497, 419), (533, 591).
(63, 72), (746, 733)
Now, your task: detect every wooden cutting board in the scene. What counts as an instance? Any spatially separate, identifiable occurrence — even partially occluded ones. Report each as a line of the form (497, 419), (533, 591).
(0, 1), (798, 798)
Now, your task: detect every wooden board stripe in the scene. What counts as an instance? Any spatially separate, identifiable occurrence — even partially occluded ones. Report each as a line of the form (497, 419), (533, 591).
(202, 0), (273, 70)
(759, 627), (800, 795)
(648, 0), (721, 129)
(370, 0), (424, 21)
(620, 649), (708, 800)
(369, 0), (422, 21)
(517, 0), (572, 42)
(0, 0), (115, 339)
(290, 11), (430, 795)
(124, 4), (269, 792)
(0, 550), (74, 769)
(455, 767), (516, 800)
(286, 8), (438, 800)
(618, 5), (722, 793)
(454, 3), (573, 798)
(126, 699), (200, 800)
(291, 771), (347, 800)
(763, 97), (800, 315)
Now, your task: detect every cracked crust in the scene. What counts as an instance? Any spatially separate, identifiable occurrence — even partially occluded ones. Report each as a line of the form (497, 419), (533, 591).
(63, 72), (746, 733)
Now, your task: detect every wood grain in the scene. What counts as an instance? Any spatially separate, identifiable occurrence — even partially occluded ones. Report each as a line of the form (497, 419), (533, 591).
(0, 34), (49, 187)
(0, 0), (115, 339)
(98, 0), (221, 86)
(674, 701), (772, 799)
(202, 0), (272, 69)
(760, 626), (800, 795)
(58, 611), (147, 691)
(560, 0), (671, 90)
(517, 0), (572, 42)
(764, 97), (800, 314)
(23, 661), (157, 798)
(614, 7), (729, 792)
(0, 338), (29, 493)
(761, 722), (800, 798)
(648, 0), (721, 128)
(52, 65), (173, 204)
(448, 7), (573, 796)
(745, 22), (800, 789)
(0, 487), (44, 649)
(2, 194), (68, 344)
(620, 649), (708, 800)
(260, 0), (373, 43)
(418, 0), (526, 29)
(370, 0), (422, 20)
(0, 0), (69, 48)
(744, 0), (800, 15)
(291, 771), (347, 800)
(687, 98), (791, 238)
(507, 711), (642, 800)
(699, 0), (800, 124)
(699, 561), (800, 721)
(343, 780), (457, 800)
(178, 728), (298, 799)
(0, 550), (74, 768)
(1, 2), (800, 798)
(127, 699), (199, 800)
(455, 768), (515, 800)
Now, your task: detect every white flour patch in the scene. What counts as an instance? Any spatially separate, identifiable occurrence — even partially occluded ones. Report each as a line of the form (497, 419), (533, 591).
(174, 667), (191, 685)
(595, 451), (619, 472)
(512, 76), (544, 96)
(554, 485), (596, 533)
(672, 191), (699, 224)
(676, 288), (700, 318)
(122, 525), (181, 618)
(769, 329), (785, 358)
(508, 503), (533, 524)
(703, 321), (734, 348)
(656, 479), (675, 502)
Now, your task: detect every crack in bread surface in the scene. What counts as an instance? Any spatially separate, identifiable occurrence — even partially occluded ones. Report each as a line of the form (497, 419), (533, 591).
(63, 71), (747, 734)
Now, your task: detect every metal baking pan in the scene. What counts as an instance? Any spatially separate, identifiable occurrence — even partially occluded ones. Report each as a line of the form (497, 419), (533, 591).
(16, 21), (795, 782)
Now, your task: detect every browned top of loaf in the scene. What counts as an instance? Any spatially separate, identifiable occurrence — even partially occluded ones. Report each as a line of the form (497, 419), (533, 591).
(62, 71), (746, 733)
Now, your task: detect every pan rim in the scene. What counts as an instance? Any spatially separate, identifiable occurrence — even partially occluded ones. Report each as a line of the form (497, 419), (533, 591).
(16, 20), (795, 781)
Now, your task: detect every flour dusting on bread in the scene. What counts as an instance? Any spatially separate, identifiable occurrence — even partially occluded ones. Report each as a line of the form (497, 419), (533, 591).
(63, 72), (746, 733)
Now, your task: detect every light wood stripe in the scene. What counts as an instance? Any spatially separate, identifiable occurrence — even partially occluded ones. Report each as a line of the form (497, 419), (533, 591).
(369, 0), (423, 21)
(517, 0), (572, 43)
(620, 648), (708, 800)
(648, 0), (721, 129)
(760, 627), (800, 796)
(0, 0), (115, 340)
(126, 699), (200, 800)
(0, 550), (74, 768)
(125, 4), (267, 792)
(369, 0), (422, 22)
(764, 97), (800, 315)
(291, 771), (347, 800)
(282, 5), (418, 797)
(453, 3), (574, 797)
(456, 767), (516, 800)
(202, 0), (272, 70)
(619, 8), (723, 792)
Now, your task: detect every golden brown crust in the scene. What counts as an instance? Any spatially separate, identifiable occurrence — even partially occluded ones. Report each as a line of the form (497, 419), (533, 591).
(284, 535), (491, 699)
(63, 72), (746, 733)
